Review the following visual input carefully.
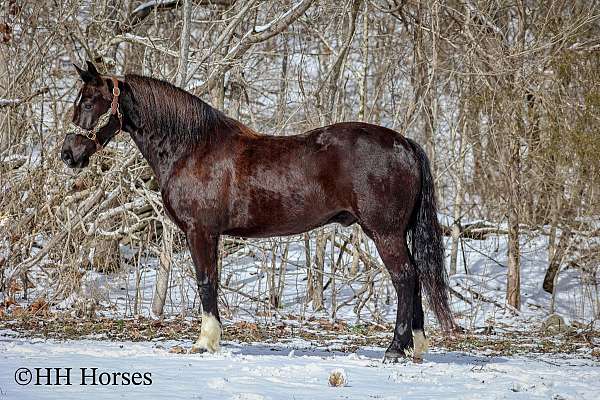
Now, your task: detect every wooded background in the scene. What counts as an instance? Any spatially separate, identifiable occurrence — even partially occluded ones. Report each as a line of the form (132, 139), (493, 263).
(1, 0), (599, 323)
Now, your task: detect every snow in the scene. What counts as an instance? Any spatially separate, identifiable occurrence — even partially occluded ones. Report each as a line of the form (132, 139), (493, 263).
(7, 220), (597, 337)
(0, 331), (598, 399)
(448, 233), (599, 327)
(132, 0), (177, 15)
(0, 98), (21, 107)
(68, 228), (596, 333)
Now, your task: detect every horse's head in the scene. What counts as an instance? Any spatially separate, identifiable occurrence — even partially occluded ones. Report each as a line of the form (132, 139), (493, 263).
(61, 61), (122, 168)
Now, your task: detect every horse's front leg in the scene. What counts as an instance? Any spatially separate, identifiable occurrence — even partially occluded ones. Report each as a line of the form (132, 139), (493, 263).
(187, 230), (221, 354)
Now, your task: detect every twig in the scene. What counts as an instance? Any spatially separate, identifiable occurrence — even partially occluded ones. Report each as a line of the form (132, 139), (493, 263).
(0, 87), (49, 109)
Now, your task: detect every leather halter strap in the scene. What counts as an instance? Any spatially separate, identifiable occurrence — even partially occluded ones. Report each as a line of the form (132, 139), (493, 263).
(105, 76), (123, 149)
(110, 77), (122, 122)
(66, 76), (123, 150)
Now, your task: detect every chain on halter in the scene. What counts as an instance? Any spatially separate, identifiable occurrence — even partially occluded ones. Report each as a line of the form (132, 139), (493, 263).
(66, 77), (123, 149)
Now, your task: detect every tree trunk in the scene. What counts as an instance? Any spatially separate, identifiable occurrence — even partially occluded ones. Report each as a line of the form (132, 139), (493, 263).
(152, 221), (173, 317)
(350, 225), (361, 276)
(268, 241), (278, 308)
(304, 233), (313, 305)
(274, 35), (289, 125)
(449, 116), (466, 275)
(413, 1), (438, 168)
(312, 231), (327, 311)
(506, 137), (521, 310)
(276, 242), (289, 308)
(544, 226), (572, 294)
(330, 229), (337, 320)
(358, 3), (368, 122)
(175, 0), (192, 88)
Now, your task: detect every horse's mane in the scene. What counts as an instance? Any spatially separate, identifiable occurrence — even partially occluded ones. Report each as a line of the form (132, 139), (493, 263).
(124, 74), (258, 146)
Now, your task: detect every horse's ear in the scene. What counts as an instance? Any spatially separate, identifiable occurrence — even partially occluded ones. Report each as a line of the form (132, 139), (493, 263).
(74, 63), (88, 80)
(74, 63), (100, 84)
(86, 61), (99, 76)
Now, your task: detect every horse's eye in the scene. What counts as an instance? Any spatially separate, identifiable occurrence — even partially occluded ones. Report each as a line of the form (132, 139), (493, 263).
(83, 103), (93, 111)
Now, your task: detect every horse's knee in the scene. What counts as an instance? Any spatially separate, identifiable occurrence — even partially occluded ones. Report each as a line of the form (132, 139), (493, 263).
(389, 262), (417, 290)
(191, 312), (221, 353)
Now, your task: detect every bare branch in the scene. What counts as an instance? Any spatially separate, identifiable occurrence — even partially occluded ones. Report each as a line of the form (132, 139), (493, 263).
(116, 0), (234, 35)
(191, 0), (316, 95)
(0, 87), (49, 109)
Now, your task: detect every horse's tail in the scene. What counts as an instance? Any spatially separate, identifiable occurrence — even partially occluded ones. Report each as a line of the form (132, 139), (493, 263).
(406, 138), (456, 332)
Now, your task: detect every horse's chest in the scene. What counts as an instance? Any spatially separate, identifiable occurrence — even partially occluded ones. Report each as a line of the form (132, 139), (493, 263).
(161, 169), (230, 230)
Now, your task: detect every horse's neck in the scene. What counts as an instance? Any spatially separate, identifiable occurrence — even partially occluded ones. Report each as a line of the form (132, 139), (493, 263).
(129, 129), (184, 189)
(123, 100), (191, 189)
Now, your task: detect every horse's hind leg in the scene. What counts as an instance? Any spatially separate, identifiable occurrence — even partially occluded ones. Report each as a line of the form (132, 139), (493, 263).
(369, 232), (418, 362)
(186, 230), (221, 353)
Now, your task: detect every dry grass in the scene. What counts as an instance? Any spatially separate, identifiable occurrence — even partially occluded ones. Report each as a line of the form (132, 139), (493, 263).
(1, 311), (598, 358)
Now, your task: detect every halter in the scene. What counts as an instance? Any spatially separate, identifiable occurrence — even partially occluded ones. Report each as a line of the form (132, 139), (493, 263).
(66, 77), (123, 149)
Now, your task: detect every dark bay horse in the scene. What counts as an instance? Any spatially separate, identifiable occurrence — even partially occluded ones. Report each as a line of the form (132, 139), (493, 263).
(61, 62), (455, 362)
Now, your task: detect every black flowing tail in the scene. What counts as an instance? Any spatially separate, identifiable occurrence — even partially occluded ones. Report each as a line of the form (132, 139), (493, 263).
(407, 138), (456, 332)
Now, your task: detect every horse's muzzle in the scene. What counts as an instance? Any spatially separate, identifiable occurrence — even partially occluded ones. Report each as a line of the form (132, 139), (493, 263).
(61, 148), (89, 169)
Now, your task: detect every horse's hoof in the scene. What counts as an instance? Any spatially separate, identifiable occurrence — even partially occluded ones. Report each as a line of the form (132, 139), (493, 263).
(383, 355), (398, 364)
(189, 346), (207, 354)
(383, 349), (408, 364)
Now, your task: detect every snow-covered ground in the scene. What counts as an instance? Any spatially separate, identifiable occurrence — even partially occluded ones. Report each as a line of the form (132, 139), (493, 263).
(1, 330), (599, 400)
(2, 211), (599, 398)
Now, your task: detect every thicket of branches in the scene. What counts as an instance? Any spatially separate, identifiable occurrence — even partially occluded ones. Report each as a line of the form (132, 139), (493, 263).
(1, 0), (599, 323)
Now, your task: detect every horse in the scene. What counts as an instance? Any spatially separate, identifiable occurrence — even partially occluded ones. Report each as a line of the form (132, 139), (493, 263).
(61, 61), (455, 362)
